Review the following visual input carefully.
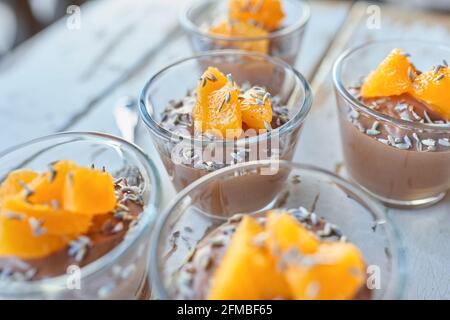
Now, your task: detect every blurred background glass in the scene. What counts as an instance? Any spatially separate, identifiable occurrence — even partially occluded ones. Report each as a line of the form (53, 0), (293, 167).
(0, 0), (449, 58)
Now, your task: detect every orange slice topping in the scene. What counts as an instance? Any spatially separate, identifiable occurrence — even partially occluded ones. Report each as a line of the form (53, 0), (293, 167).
(286, 242), (366, 300)
(192, 67), (275, 139)
(63, 167), (117, 215)
(411, 65), (450, 120)
(0, 169), (38, 203)
(0, 161), (117, 259)
(229, 0), (285, 31)
(209, 21), (269, 53)
(240, 86), (273, 130)
(26, 160), (78, 205)
(266, 211), (319, 254)
(207, 211), (366, 300)
(0, 213), (70, 259)
(207, 216), (291, 300)
(193, 67), (242, 139)
(1, 196), (92, 236)
(361, 48), (416, 98)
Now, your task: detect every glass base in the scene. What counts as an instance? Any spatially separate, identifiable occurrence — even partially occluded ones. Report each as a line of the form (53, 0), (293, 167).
(358, 185), (447, 209)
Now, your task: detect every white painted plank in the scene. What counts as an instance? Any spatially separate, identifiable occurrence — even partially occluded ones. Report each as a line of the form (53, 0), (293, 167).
(296, 0), (351, 80)
(0, 0), (184, 151)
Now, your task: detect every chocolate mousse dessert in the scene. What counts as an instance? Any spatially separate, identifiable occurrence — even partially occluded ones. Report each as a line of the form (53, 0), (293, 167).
(173, 207), (371, 300)
(157, 66), (295, 192)
(338, 48), (450, 206)
(0, 161), (148, 299)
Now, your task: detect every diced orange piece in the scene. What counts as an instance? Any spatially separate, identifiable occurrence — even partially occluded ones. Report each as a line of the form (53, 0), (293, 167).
(240, 86), (273, 129)
(266, 211), (319, 255)
(193, 67), (228, 132)
(412, 66), (450, 120)
(209, 20), (269, 53)
(208, 216), (291, 300)
(196, 67), (229, 104)
(27, 160), (78, 205)
(0, 169), (39, 203)
(229, 0), (285, 31)
(0, 161), (120, 259)
(0, 212), (71, 259)
(1, 196), (91, 235)
(285, 242), (366, 300)
(63, 167), (116, 215)
(193, 67), (243, 139)
(361, 48), (416, 98)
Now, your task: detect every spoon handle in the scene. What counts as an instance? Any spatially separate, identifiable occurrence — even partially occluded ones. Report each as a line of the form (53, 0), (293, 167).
(114, 96), (138, 143)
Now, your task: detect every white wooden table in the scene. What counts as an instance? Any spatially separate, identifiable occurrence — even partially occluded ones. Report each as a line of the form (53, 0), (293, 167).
(0, 0), (448, 299)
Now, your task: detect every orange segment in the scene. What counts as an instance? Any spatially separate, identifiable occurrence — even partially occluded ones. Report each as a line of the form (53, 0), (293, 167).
(206, 84), (242, 139)
(1, 196), (91, 235)
(193, 67), (229, 132)
(193, 67), (243, 139)
(285, 242), (366, 300)
(209, 20), (269, 53)
(208, 216), (291, 300)
(412, 66), (450, 120)
(0, 169), (39, 203)
(27, 160), (78, 205)
(0, 161), (120, 259)
(63, 167), (116, 215)
(240, 86), (273, 129)
(197, 67), (229, 103)
(361, 48), (416, 98)
(266, 211), (319, 255)
(0, 213), (71, 259)
(229, 0), (285, 31)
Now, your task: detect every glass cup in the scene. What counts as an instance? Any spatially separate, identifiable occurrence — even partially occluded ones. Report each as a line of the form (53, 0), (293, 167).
(180, 0), (310, 66)
(333, 40), (450, 208)
(139, 50), (312, 192)
(0, 132), (160, 299)
(149, 160), (406, 300)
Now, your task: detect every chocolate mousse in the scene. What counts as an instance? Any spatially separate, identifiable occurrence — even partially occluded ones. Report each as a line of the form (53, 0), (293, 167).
(0, 161), (148, 298)
(173, 207), (371, 300)
(156, 66), (296, 192)
(338, 49), (450, 205)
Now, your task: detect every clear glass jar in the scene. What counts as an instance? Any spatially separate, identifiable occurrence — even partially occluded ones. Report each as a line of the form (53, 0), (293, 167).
(333, 40), (450, 208)
(149, 160), (405, 300)
(0, 132), (160, 299)
(139, 50), (312, 192)
(180, 0), (310, 66)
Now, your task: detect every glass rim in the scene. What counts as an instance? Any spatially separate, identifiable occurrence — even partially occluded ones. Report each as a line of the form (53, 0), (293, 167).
(139, 49), (313, 146)
(0, 131), (161, 295)
(332, 39), (450, 132)
(179, 0), (311, 42)
(149, 159), (406, 300)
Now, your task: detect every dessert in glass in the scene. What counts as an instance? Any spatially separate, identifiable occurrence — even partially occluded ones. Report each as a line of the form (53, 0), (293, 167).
(149, 160), (405, 300)
(0, 132), (160, 299)
(139, 50), (312, 192)
(333, 40), (450, 208)
(180, 0), (310, 65)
